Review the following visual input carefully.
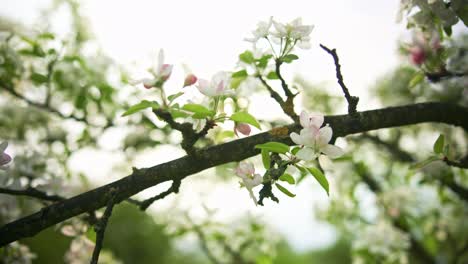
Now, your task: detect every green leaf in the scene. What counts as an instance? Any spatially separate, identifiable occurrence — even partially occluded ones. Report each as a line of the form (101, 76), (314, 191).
(281, 54), (299, 63)
(256, 54), (273, 68)
(266, 71), (279, 80)
(231, 77), (246, 89)
(411, 156), (440, 170)
(230, 111), (260, 129)
(182, 103), (215, 118)
(279, 173), (295, 184)
(122, 100), (159, 116)
(433, 134), (445, 154)
(409, 72), (425, 88)
(295, 165), (309, 184)
(167, 92), (184, 103)
(291, 147), (301, 155)
(255, 142), (289, 154)
(38, 32), (55, 40)
(86, 228), (96, 243)
(307, 167), (329, 195)
(275, 183), (296, 197)
(232, 70), (248, 78)
(239, 51), (255, 64)
(261, 149), (270, 169)
(31, 73), (48, 85)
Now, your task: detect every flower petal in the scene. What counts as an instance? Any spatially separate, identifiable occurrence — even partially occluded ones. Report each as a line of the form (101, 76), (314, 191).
(296, 147), (317, 161)
(318, 126), (333, 147)
(322, 144), (344, 159)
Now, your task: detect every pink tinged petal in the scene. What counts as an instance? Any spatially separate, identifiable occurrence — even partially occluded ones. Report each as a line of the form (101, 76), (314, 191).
(196, 79), (211, 96)
(296, 147), (317, 161)
(321, 144), (344, 159)
(216, 80), (225, 94)
(235, 123), (251, 136)
(183, 74), (197, 87)
(0, 153), (11, 166)
(160, 64), (173, 80)
(318, 126), (333, 147)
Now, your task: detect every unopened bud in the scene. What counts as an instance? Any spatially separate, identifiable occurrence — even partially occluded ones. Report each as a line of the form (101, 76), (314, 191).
(183, 74), (198, 87)
(235, 123), (251, 136)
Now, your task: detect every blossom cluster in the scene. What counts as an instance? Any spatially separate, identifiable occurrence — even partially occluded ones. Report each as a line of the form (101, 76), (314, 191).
(397, 0), (460, 32)
(290, 111), (343, 161)
(245, 17), (314, 55)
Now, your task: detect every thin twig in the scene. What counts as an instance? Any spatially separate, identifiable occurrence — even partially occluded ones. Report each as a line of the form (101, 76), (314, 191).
(319, 44), (359, 114)
(444, 156), (468, 169)
(0, 187), (64, 202)
(90, 193), (116, 264)
(153, 109), (216, 154)
(275, 59), (293, 97)
(138, 179), (181, 211)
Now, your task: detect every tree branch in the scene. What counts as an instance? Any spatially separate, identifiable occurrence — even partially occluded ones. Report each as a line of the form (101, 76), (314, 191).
(138, 179), (181, 211)
(0, 187), (64, 202)
(319, 44), (359, 114)
(0, 102), (467, 246)
(90, 193), (116, 264)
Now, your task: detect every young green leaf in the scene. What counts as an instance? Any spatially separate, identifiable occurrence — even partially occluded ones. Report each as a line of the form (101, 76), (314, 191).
(232, 70), (248, 78)
(275, 183), (296, 197)
(31, 73), (48, 85)
(307, 167), (329, 196)
(255, 142), (289, 154)
(122, 100), (159, 116)
(167, 92), (184, 103)
(261, 149), (271, 169)
(433, 134), (445, 154)
(182, 103), (215, 118)
(279, 173), (295, 184)
(266, 72), (279, 80)
(281, 54), (299, 63)
(239, 51), (255, 64)
(230, 111), (261, 129)
(409, 72), (425, 88)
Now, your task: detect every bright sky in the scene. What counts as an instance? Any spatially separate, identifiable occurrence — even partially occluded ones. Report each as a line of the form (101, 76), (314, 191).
(1, 0), (404, 251)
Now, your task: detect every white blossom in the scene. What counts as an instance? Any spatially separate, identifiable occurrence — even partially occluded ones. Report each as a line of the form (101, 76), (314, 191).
(131, 49), (173, 89)
(197, 71), (234, 97)
(290, 111), (344, 161)
(235, 162), (262, 206)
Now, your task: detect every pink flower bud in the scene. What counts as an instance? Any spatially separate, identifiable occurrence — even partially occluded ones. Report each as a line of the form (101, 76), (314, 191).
(235, 123), (251, 136)
(410, 46), (426, 65)
(160, 64), (173, 81)
(183, 74), (198, 87)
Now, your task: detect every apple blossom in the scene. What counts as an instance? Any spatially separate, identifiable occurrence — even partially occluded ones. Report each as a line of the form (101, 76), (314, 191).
(234, 123), (251, 136)
(131, 49), (173, 89)
(183, 73), (197, 87)
(290, 111), (344, 161)
(235, 162), (263, 206)
(197, 71), (234, 97)
(244, 17), (273, 43)
(0, 141), (12, 170)
(271, 18), (313, 49)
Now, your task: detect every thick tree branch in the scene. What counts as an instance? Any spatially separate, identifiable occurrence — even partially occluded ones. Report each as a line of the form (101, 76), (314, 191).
(320, 44), (359, 114)
(0, 102), (467, 246)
